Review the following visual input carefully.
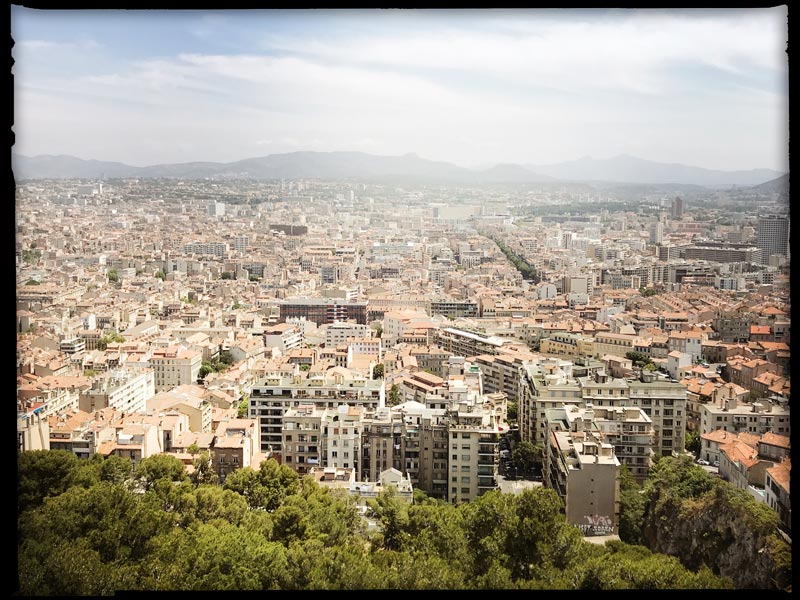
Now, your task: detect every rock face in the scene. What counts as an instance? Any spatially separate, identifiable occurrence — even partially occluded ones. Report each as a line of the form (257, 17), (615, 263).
(641, 476), (791, 590)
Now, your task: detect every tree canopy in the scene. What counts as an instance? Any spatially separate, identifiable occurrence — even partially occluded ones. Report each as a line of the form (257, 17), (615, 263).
(16, 451), (752, 594)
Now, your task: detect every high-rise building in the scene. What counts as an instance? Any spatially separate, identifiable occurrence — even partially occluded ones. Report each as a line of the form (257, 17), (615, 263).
(671, 196), (685, 218)
(650, 222), (664, 244)
(757, 215), (790, 263)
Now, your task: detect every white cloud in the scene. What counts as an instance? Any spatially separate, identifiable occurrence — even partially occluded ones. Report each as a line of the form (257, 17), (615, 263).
(11, 8), (789, 171)
(17, 39), (101, 51)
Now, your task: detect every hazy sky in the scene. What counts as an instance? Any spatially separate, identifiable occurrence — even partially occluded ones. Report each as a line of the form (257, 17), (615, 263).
(12, 7), (789, 171)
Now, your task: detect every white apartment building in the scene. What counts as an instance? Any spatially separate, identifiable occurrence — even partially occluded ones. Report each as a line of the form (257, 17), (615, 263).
(699, 397), (790, 438)
(149, 346), (202, 392)
(79, 367), (155, 414)
(250, 366), (384, 454)
(325, 321), (371, 347)
(543, 407), (620, 537)
(446, 403), (501, 505)
(322, 405), (364, 480)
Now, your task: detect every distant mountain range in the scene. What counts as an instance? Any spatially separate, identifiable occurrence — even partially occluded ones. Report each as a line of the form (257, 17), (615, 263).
(524, 154), (784, 186)
(12, 151), (785, 187)
(748, 172), (789, 196)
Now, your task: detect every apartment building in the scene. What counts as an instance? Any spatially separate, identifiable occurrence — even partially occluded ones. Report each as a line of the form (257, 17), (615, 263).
(99, 421), (162, 465)
(416, 410), (451, 501)
(764, 459), (791, 532)
(361, 406), (406, 481)
(667, 330), (704, 363)
(149, 346), (202, 392)
(468, 352), (533, 403)
(281, 404), (323, 476)
(396, 370), (449, 408)
(626, 375), (687, 458)
(212, 418), (260, 483)
(436, 327), (507, 358)
(429, 299), (479, 319)
(263, 323), (303, 353)
(322, 405), (364, 480)
(590, 405), (654, 482)
(325, 321), (371, 347)
(539, 332), (595, 360)
(699, 397), (790, 438)
(18, 408), (50, 451)
(446, 403), (501, 505)
(278, 298), (368, 326)
(542, 406), (620, 537)
(250, 365), (384, 454)
(78, 367), (155, 414)
(408, 345), (452, 378)
(592, 332), (637, 360)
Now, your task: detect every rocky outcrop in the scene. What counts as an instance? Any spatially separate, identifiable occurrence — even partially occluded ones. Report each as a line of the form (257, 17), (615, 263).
(641, 464), (791, 590)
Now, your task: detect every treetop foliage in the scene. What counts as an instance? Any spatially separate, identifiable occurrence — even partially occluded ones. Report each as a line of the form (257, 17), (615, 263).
(17, 451), (743, 593)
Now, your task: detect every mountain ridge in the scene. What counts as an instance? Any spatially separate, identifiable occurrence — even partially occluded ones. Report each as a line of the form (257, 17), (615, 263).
(12, 150), (785, 186)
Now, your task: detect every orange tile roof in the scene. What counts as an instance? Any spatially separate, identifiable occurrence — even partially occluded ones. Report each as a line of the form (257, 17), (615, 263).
(766, 460), (790, 493)
(750, 325), (771, 335)
(760, 432), (790, 449)
(720, 440), (758, 468)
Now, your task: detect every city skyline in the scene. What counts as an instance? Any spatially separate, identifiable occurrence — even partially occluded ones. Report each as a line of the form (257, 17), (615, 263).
(12, 7), (790, 172)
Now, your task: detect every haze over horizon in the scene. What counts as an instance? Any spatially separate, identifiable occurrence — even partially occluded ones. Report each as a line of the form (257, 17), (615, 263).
(12, 8), (789, 173)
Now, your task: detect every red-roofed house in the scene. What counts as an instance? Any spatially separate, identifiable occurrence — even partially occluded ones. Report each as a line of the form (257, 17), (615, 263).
(718, 439), (773, 491)
(764, 458), (791, 531)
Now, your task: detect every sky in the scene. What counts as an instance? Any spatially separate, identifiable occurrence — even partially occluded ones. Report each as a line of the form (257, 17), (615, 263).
(11, 7), (790, 172)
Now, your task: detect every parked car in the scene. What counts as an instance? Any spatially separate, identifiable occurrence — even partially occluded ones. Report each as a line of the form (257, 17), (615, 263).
(713, 460), (719, 468)
(696, 459), (709, 466)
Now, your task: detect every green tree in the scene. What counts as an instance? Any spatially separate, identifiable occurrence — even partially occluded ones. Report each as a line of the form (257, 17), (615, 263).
(221, 271), (234, 280)
(237, 394), (249, 419)
(155, 269), (166, 280)
(99, 455), (134, 485)
(18, 449), (81, 512)
(372, 363), (385, 379)
(367, 487), (410, 552)
(511, 440), (540, 476)
(135, 454), (189, 491)
(190, 451), (220, 486)
(199, 361), (214, 380)
(387, 383), (401, 406)
(684, 430), (701, 454)
(97, 332), (125, 351)
(617, 465), (645, 545)
(224, 459), (299, 511)
(107, 268), (119, 283)
(507, 401), (518, 422)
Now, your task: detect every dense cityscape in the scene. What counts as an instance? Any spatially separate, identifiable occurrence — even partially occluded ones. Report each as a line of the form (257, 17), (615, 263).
(15, 170), (791, 590)
(13, 6), (790, 594)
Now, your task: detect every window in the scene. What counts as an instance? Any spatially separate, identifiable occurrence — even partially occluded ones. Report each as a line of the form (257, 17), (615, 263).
(452, 432), (458, 439)
(462, 433), (471, 439)
(461, 487), (470, 494)
(332, 451), (338, 458)
(452, 476), (458, 482)
(461, 465), (470, 472)
(462, 445), (471, 451)
(452, 454), (458, 460)
(462, 455), (470, 462)
(451, 465), (458, 472)
(461, 476), (470, 483)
